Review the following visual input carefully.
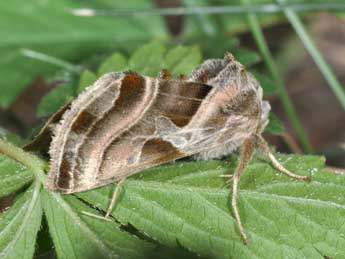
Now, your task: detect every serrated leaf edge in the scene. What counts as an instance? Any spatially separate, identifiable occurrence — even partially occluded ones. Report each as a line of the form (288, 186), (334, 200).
(0, 180), (41, 257)
(45, 191), (121, 258)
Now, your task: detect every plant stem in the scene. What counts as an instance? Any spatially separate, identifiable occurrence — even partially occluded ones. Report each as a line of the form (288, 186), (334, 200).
(279, 3), (345, 110)
(240, 0), (313, 153)
(71, 3), (345, 17)
(20, 49), (82, 74)
(0, 139), (47, 182)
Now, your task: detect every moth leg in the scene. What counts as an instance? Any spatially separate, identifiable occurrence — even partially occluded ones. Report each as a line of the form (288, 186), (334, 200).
(256, 135), (310, 181)
(81, 178), (127, 221)
(231, 137), (255, 245)
(81, 211), (113, 221)
(105, 177), (127, 218)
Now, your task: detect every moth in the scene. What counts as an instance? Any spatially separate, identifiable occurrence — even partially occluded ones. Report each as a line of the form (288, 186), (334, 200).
(26, 53), (309, 244)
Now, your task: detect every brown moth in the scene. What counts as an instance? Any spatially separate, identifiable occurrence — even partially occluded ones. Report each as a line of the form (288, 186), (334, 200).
(26, 53), (309, 244)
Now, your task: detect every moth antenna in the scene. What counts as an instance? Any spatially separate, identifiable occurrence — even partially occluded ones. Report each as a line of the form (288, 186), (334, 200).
(159, 69), (171, 80)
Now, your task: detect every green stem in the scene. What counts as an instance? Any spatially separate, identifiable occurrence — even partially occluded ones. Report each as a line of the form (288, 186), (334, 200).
(0, 139), (47, 183)
(279, 3), (345, 110)
(73, 3), (345, 16)
(20, 49), (82, 74)
(240, 0), (313, 153)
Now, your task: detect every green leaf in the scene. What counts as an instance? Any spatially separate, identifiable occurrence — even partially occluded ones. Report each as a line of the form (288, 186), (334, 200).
(97, 53), (128, 76)
(265, 112), (285, 135)
(232, 48), (261, 67)
(37, 83), (74, 117)
(252, 72), (277, 96)
(191, 36), (239, 58)
(41, 190), (156, 259)
(0, 128), (25, 146)
(77, 154), (345, 259)
(0, 0), (166, 108)
(77, 70), (97, 94)
(0, 182), (42, 259)
(128, 42), (201, 77)
(129, 41), (167, 76)
(165, 45), (202, 76)
(0, 154), (33, 198)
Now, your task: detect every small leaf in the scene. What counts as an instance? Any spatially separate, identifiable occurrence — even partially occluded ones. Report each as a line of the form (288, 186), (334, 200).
(165, 45), (202, 76)
(77, 70), (97, 94)
(129, 41), (166, 76)
(0, 154), (33, 198)
(0, 182), (42, 259)
(37, 83), (74, 117)
(78, 154), (345, 259)
(97, 53), (128, 76)
(265, 112), (285, 135)
(42, 190), (156, 259)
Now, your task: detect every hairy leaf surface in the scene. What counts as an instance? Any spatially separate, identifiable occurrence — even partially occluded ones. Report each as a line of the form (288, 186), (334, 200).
(0, 183), (42, 259)
(78, 154), (345, 259)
